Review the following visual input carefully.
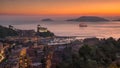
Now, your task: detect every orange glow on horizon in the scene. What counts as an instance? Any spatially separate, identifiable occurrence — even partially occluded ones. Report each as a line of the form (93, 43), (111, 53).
(0, 0), (120, 16)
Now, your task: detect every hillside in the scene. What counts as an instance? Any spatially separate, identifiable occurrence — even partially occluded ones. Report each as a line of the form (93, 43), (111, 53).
(57, 37), (120, 68)
(37, 30), (54, 37)
(0, 25), (18, 38)
(67, 16), (109, 22)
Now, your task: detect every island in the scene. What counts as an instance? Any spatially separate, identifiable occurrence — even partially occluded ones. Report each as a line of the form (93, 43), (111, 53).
(112, 19), (120, 21)
(66, 16), (109, 22)
(41, 18), (53, 21)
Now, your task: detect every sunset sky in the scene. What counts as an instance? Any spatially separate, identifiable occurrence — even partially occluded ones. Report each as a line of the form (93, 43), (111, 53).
(0, 0), (120, 16)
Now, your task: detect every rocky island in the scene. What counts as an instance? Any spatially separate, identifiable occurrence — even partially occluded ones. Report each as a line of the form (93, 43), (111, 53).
(41, 18), (53, 21)
(67, 16), (109, 22)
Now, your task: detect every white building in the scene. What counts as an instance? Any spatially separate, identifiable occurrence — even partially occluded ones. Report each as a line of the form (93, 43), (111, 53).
(37, 25), (48, 32)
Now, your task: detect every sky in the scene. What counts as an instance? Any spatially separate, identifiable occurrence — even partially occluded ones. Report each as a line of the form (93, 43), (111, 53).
(0, 0), (120, 16)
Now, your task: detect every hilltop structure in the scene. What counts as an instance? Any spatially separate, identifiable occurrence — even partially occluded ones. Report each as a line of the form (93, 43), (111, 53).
(37, 25), (54, 37)
(37, 25), (48, 33)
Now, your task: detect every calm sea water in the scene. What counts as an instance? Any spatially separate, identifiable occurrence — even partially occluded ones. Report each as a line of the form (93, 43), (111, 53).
(0, 15), (120, 39)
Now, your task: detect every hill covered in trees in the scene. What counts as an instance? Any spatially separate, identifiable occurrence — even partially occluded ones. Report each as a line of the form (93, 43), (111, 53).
(37, 30), (55, 37)
(57, 37), (120, 68)
(0, 25), (18, 38)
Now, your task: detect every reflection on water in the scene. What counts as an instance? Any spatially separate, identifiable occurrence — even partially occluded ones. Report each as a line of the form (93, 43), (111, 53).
(11, 21), (120, 39)
(0, 16), (120, 38)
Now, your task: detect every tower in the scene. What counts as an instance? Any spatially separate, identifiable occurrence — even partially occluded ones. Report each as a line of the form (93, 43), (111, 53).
(37, 24), (41, 33)
(8, 25), (14, 29)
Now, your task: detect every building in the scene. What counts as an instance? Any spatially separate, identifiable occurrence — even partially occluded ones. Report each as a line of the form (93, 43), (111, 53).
(37, 25), (48, 33)
(8, 25), (14, 29)
(26, 47), (44, 68)
(19, 48), (31, 68)
(0, 42), (4, 61)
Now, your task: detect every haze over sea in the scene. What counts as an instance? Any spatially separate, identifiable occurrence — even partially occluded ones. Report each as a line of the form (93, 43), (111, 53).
(0, 15), (120, 39)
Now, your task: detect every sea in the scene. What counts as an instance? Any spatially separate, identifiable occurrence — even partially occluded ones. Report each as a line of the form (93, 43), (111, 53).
(0, 15), (120, 39)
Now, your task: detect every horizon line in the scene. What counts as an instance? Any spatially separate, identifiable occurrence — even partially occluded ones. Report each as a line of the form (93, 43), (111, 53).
(0, 13), (120, 16)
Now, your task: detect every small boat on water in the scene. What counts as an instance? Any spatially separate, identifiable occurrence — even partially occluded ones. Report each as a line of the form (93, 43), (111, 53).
(79, 23), (87, 27)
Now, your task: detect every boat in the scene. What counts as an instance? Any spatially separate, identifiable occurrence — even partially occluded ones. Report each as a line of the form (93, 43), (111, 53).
(79, 23), (87, 27)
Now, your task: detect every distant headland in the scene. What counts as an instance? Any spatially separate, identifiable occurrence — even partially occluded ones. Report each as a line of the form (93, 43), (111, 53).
(41, 18), (54, 21)
(112, 19), (120, 21)
(66, 16), (109, 22)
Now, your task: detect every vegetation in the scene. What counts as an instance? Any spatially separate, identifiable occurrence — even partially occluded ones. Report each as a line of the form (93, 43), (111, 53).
(37, 30), (54, 37)
(57, 37), (120, 68)
(0, 25), (18, 38)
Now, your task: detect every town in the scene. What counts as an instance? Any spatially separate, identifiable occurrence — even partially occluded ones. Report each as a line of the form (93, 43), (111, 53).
(0, 24), (120, 68)
(0, 25), (82, 68)
(1, 0), (120, 68)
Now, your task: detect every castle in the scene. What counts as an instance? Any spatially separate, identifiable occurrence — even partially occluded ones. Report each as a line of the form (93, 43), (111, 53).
(37, 25), (48, 33)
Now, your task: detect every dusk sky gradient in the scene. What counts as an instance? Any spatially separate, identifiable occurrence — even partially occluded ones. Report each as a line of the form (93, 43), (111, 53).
(0, 0), (120, 16)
